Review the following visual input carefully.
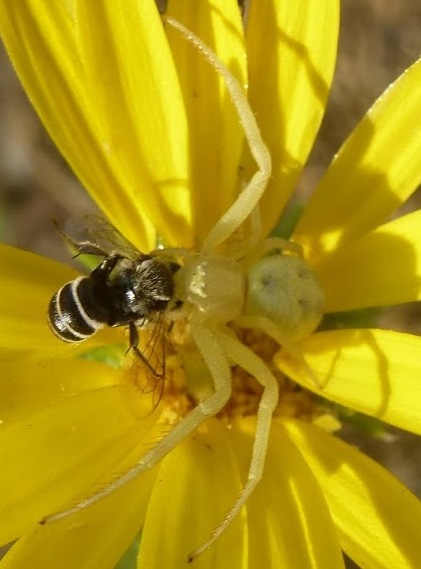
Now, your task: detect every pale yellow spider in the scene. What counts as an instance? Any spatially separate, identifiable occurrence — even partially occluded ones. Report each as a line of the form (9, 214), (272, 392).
(43, 16), (325, 562)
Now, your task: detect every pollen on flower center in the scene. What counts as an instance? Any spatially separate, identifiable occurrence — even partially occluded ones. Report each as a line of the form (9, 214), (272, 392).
(163, 322), (335, 430)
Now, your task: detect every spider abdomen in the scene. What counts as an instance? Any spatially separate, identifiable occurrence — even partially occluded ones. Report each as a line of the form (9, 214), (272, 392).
(245, 255), (325, 341)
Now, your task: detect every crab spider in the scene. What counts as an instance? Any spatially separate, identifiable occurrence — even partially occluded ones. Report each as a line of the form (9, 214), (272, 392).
(42, 15), (325, 562)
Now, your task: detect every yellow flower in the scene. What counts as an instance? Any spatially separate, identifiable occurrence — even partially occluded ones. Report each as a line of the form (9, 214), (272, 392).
(0, 2), (421, 569)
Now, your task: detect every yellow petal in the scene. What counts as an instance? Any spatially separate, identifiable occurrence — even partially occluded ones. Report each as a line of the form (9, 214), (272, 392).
(275, 329), (421, 435)
(0, 386), (160, 545)
(238, 419), (345, 568)
(0, 244), (118, 357)
(284, 419), (421, 569)
(138, 418), (247, 568)
(76, 0), (192, 248)
(316, 209), (421, 312)
(0, 358), (121, 423)
(165, 0), (247, 242)
(0, 244), (75, 354)
(0, 468), (154, 569)
(245, 0), (339, 236)
(0, 3), (145, 249)
(295, 57), (421, 262)
(0, 2), (190, 250)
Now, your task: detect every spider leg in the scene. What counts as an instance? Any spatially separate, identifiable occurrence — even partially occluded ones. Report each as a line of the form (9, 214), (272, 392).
(235, 314), (323, 389)
(162, 16), (272, 253)
(40, 309), (232, 525)
(188, 327), (279, 562)
(221, 204), (263, 262)
(261, 237), (303, 257)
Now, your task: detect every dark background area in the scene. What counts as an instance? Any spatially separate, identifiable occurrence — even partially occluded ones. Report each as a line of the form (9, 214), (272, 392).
(1, 2), (421, 566)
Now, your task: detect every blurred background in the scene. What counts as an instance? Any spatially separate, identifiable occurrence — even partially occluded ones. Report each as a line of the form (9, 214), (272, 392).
(0, 1), (421, 566)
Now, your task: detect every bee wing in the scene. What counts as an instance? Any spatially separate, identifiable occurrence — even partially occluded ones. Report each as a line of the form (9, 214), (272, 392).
(132, 315), (167, 410)
(59, 215), (145, 260)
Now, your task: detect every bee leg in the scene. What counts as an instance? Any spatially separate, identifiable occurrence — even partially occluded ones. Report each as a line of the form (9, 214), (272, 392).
(127, 321), (159, 375)
(128, 320), (139, 352)
(90, 254), (122, 282)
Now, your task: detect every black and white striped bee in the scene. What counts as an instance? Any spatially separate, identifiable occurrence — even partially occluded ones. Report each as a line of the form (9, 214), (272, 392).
(47, 216), (180, 374)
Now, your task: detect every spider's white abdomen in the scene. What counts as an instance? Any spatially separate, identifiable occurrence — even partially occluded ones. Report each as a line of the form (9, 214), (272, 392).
(245, 255), (325, 341)
(175, 254), (246, 323)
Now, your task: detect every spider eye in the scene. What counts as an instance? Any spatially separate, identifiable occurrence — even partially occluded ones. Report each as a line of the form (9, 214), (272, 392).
(175, 254), (246, 322)
(245, 255), (325, 341)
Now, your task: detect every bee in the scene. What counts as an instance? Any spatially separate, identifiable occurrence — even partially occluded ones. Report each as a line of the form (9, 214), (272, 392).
(47, 216), (180, 379)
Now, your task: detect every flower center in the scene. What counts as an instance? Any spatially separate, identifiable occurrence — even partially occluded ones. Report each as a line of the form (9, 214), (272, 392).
(162, 322), (336, 430)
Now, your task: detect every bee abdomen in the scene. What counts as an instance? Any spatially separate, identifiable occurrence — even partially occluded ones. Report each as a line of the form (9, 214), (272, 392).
(48, 276), (109, 343)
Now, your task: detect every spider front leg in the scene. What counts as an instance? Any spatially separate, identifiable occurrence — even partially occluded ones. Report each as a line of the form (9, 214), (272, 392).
(40, 309), (232, 525)
(163, 16), (272, 254)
